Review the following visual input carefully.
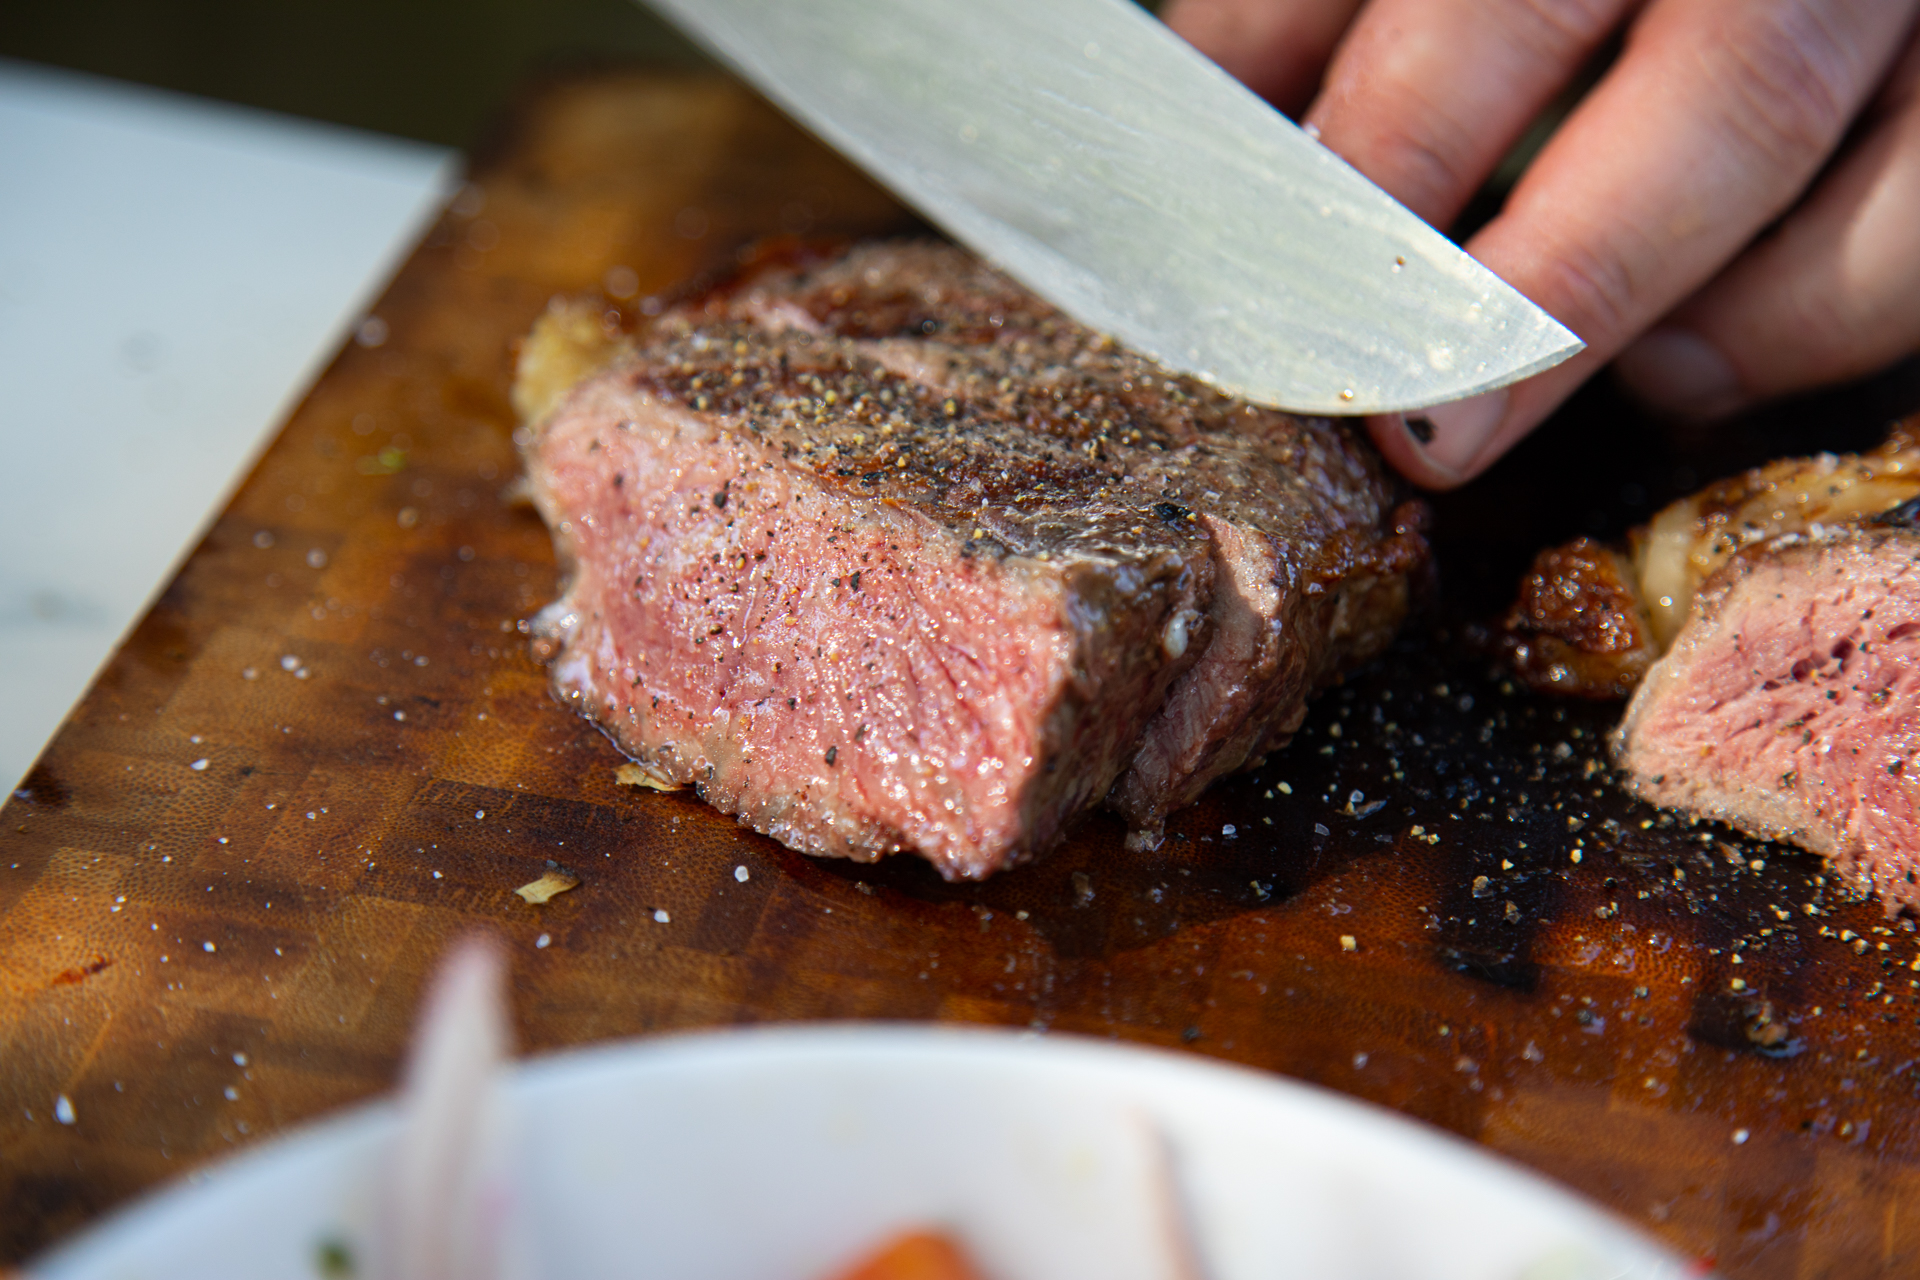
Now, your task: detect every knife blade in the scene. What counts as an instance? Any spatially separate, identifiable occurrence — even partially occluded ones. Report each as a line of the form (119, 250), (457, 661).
(641, 0), (1582, 416)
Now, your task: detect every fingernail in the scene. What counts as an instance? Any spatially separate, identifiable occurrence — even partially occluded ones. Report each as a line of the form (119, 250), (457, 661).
(1615, 328), (1741, 419)
(1406, 388), (1508, 479)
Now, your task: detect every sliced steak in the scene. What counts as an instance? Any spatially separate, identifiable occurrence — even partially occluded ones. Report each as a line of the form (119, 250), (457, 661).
(1498, 422), (1920, 907)
(1616, 517), (1920, 910)
(520, 240), (1426, 879)
(1498, 422), (1920, 699)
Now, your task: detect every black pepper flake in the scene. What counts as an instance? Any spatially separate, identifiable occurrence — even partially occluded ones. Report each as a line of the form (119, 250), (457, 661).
(713, 488), (728, 508)
(1872, 495), (1920, 528)
(825, 745), (838, 766)
(1152, 501), (1192, 525)
(850, 571), (861, 592)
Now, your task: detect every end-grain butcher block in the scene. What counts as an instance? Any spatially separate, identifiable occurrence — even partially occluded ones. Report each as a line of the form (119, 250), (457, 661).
(518, 241), (1428, 879)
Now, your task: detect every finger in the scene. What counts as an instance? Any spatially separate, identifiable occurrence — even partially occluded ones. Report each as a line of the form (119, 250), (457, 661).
(1161, 0), (1366, 116)
(1616, 34), (1920, 417)
(1371, 0), (1920, 489)
(1304, 0), (1633, 228)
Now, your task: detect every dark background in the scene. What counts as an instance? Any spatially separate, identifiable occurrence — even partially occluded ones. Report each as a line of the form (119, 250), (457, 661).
(0, 0), (709, 147)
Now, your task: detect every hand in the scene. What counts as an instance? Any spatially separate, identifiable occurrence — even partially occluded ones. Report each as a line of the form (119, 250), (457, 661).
(1163, 0), (1920, 488)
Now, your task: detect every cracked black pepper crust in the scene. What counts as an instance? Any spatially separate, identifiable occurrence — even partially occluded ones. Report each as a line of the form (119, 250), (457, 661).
(606, 239), (1406, 582)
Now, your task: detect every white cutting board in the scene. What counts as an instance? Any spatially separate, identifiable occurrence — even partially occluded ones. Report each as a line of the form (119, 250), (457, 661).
(0, 58), (456, 789)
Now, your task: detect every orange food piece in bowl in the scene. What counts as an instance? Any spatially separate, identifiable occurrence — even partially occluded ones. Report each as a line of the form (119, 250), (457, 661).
(825, 1230), (988, 1280)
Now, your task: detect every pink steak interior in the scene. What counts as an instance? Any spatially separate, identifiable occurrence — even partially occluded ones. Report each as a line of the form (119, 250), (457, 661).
(1620, 533), (1920, 902)
(537, 380), (1092, 880)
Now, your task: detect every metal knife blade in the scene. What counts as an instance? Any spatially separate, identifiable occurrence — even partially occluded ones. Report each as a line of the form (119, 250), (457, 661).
(642, 0), (1583, 416)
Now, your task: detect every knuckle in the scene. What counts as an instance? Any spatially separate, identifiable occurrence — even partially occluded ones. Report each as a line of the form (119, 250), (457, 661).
(1512, 0), (1621, 59)
(1321, 71), (1484, 221)
(1712, 6), (1861, 170)
(1381, 120), (1482, 219)
(1541, 237), (1644, 348)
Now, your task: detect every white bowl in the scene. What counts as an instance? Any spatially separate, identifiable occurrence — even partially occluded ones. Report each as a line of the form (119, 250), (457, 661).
(31, 1026), (1690, 1280)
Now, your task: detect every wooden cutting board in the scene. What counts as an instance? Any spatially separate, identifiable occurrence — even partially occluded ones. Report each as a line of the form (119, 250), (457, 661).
(7, 68), (1920, 1278)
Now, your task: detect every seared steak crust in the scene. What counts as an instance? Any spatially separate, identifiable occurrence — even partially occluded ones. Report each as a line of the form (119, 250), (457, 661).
(1496, 537), (1659, 700)
(522, 241), (1426, 878)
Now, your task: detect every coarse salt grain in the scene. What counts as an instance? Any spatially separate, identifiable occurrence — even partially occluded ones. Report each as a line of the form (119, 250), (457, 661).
(734, 865), (749, 882)
(654, 909), (671, 924)
(1732, 1129), (1750, 1145)
(535, 933), (551, 949)
(54, 1095), (75, 1125)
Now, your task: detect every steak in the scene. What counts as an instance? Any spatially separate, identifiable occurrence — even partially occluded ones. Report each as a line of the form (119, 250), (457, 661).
(1499, 422), (1920, 699)
(518, 241), (1427, 879)
(1493, 420), (1920, 909)
(1615, 513), (1920, 910)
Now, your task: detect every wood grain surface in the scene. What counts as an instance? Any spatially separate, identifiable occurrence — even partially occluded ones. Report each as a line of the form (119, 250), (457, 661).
(7, 69), (1920, 1278)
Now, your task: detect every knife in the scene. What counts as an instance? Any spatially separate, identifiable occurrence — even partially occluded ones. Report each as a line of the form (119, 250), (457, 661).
(639, 0), (1582, 416)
